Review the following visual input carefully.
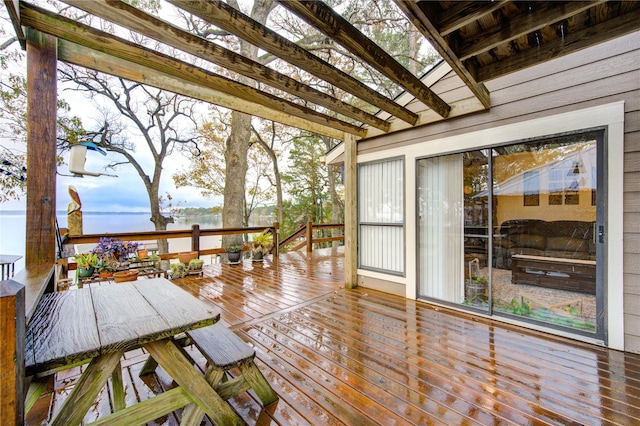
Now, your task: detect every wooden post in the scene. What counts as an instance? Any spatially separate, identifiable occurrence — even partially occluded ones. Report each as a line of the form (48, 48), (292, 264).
(344, 134), (358, 289)
(25, 29), (57, 268)
(272, 222), (279, 259)
(0, 280), (26, 425)
(191, 224), (200, 253)
(306, 221), (313, 253)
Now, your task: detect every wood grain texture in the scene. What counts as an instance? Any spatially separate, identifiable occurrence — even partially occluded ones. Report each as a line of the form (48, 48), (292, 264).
(133, 278), (219, 331)
(26, 290), (100, 374)
(25, 28), (57, 268)
(32, 249), (640, 424)
(48, 350), (124, 426)
(0, 280), (25, 426)
(20, 3), (366, 137)
(187, 323), (254, 369)
(280, 1), (450, 119)
(90, 283), (169, 352)
(57, 40), (345, 140)
(145, 338), (243, 426)
(90, 387), (191, 426)
(63, 0), (390, 132)
(15, 263), (55, 324)
(168, 0), (418, 125)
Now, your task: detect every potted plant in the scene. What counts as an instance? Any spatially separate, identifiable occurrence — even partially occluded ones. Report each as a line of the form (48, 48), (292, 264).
(251, 233), (273, 262)
(92, 237), (138, 260)
(74, 252), (98, 277)
(226, 245), (243, 264)
(137, 245), (149, 259)
(170, 262), (188, 279)
(178, 251), (198, 264)
(113, 270), (139, 283)
(188, 258), (204, 271)
(96, 257), (116, 278)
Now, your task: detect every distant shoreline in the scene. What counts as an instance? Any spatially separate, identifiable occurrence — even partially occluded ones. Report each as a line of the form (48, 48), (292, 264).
(0, 210), (153, 215)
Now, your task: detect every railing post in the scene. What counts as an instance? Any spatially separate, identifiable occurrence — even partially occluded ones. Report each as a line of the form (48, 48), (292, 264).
(0, 280), (26, 425)
(306, 221), (313, 253)
(273, 223), (279, 259)
(191, 224), (200, 253)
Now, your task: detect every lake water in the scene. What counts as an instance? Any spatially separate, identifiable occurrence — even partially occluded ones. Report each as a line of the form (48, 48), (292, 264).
(0, 211), (224, 274)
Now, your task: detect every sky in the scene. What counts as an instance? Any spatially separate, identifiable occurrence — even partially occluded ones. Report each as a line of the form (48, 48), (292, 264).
(0, 1), (226, 213)
(1, 98), (221, 213)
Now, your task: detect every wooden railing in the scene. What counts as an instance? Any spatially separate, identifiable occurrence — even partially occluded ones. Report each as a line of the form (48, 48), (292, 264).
(279, 222), (345, 253)
(1, 263), (56, 425)
(62, 223), (281, 265)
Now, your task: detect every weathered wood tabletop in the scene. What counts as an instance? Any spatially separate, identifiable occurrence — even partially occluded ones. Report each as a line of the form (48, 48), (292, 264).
(24, 278), (242, 426)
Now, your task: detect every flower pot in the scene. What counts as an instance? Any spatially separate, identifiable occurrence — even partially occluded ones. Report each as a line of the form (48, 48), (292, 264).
(78, 266), (95, 278)
(99, 271), (113, 279)
(113, 270), (139, 283)
(252, 251), (264, 262)
(227, 251), (242, 263)
(178, 251), (198, 264)
(137, 249), (149, 259)
(189, 258), (204, 270)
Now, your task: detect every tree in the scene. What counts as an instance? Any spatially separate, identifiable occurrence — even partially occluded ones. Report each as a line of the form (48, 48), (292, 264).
(59, 66), (200, 252)
(281, 133), (330, 236)
(173, 107), (277, 230)
(0, 22), (84, 202)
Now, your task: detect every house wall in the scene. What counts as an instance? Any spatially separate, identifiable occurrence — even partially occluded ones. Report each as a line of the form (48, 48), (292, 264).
(356, 31), (640, 353)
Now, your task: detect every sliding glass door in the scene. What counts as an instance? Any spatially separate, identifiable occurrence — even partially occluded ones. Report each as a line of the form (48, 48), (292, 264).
(417, 130), (603, 337)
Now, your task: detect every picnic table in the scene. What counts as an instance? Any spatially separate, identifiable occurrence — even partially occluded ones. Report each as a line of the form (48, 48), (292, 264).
(25, 277), (243, 425)
(0, 254), (22, 280)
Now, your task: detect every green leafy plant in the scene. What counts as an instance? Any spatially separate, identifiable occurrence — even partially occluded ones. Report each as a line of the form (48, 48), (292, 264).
(507, 298), (531, 316)
(226, 245), (244, 253)
(251, 233), (273, 261)
(170, 262), (188, 279)
(189, 258), (204, 270)
(74, 252), (99, 269)
(96, 257), (116, 273)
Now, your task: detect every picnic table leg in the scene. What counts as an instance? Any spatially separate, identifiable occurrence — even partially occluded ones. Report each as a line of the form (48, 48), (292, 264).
(180, 367), (225, 426)
(49, 350), (124, 426)
(144, 339), (243, 426)
(111, 361), (126, 411)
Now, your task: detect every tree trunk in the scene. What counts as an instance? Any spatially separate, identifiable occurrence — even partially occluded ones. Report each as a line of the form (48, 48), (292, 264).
(221, 0), (275, 248)
(323, 136), (344, 247)
(222, 112), (251, 246)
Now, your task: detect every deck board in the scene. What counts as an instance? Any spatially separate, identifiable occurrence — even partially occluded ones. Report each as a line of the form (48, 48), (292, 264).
(28, 247), (640, 425)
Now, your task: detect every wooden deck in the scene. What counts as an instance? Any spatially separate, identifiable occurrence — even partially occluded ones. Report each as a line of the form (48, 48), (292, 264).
(27, 247), (640, 425)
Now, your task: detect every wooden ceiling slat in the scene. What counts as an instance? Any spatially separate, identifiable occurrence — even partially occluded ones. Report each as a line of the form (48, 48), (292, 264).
(61, 0), (390, 132)
(476, 6), (640, 82)
(57, 41), (346, 140)
(19, 2), (367, 137)
(394, 0), (491, 110)
(457, 1), (607, 61)
(279, 0), (450, 119)
(4, 0), (25, 49)
(167, 0), (419, 126)
(437, 0), (508, 37)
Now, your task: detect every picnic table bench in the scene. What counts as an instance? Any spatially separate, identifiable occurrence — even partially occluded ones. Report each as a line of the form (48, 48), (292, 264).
(24, 278), (244, 426)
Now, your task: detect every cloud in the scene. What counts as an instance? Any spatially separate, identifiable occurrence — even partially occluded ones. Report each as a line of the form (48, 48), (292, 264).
(57, 148), (217, 212)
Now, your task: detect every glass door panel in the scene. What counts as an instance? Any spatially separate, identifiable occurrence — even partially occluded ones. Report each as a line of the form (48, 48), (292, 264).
(417, 130), (602, 337)
(491, 134), (599, 333)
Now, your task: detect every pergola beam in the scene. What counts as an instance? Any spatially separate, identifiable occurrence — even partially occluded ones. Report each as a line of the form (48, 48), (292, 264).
(168, 0), (419, 125)
(19, 3), (366, 137)
(395, 0), (491, 110)
(61, 0), (390, 132)
(438, 1), (508, 36)
(278, 0), (450, 119)
(476, 7), (640, 82)
(57, 41), (346, 140)
(457, 1), (607, 61)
